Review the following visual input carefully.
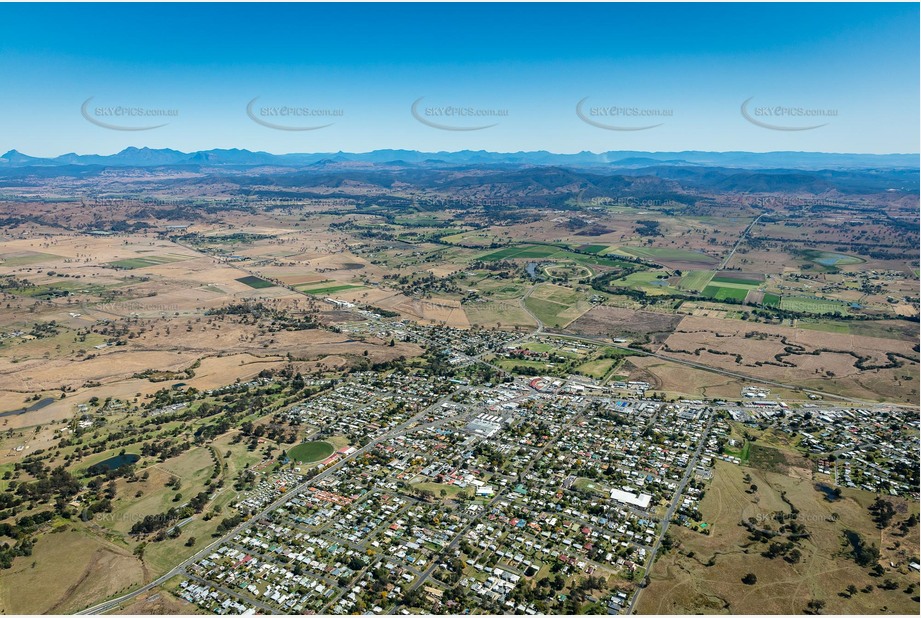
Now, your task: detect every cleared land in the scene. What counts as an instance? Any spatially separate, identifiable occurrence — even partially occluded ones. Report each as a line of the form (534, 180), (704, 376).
(236, 275), (275, 289)
(638, 458), (919, 615)
(564, 305), (682, 346)
(524, 283), (595, 329)
(660, 315), (919, 402)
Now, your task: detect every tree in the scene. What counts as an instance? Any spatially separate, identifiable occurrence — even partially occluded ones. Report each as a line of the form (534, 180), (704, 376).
(806, 599), (825, 614)
(185, 537), (196, 547)
(742, 573), (758, 585)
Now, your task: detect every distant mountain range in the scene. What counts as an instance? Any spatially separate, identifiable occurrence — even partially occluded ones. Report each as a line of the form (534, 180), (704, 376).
(1, 147), (917, 170)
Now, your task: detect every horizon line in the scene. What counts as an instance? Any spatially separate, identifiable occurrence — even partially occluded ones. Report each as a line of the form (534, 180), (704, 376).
(5, 147), (920, 159)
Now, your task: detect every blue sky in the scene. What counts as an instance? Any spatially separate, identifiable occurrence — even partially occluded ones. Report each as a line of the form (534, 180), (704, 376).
(0, 2), (917, 156)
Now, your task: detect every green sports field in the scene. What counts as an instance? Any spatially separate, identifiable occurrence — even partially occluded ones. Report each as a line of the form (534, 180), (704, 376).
(288, 440), (335, 463)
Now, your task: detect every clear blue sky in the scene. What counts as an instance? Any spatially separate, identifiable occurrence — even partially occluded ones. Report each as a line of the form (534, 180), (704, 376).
(0, 2), (917, 156)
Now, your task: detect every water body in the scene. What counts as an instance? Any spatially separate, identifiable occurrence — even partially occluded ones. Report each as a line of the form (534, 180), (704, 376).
(0, 397), (55, 419)
(813, 253), (860, 266)
(525, 262), (539, 279)
(88, 453), (140, 474)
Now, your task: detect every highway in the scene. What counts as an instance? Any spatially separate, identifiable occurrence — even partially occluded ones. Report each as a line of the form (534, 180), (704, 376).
(719, 213), (763, 270)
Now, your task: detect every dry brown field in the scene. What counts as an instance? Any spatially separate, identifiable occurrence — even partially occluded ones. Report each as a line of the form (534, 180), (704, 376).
(565, 305), (682, 344)
(638, 458), (920, 615)
(659, 316), (919, 402)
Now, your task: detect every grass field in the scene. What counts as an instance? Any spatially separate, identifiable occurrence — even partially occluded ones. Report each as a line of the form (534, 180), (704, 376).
(99, 446), (215, 538)
(544, 263), (593, 280)
(0, 528), (144, 614)
(619, 246), (718, 265)
(796, 319), (918, 340)
(0, 250), (63, 266)
(411, 481), (471, 500)
(780, 295), (850, 315)
(711, 274), (763, 286)
(464, 300), (537, 329)
(678, 270), (715, 291)
(495, 358), (554, 373)
(761, 292), (781, 307)
(479, 244), (561, 260)
(236, 275), (275, 289)
(465, 276), (528, 300)
(610, 270), (677, 295)
(297, 283), (363, 295)
(572, 477), (610, 495)
(109, 255), (184, 270)
(701, 284), (750, 301)
(288, 440), (335, 463)
(576, 244), (609, 254)
(575, 357), (617, 379)
(524, 283), (594, 328)
(639, 458), (919, 615)
(478, 243), (633, 269)
(519, 341), (556, 353)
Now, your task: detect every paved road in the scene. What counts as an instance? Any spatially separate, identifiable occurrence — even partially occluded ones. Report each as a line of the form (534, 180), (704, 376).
(76, 390), (468, 615)
(627, 414), (714, 615)
(719, 213), (763, 270)
(519, 284), (544, 334)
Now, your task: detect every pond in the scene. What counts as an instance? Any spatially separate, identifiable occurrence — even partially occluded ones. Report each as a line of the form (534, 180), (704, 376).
(0, 397), (55, 419)
(88, 453), (140, 474)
